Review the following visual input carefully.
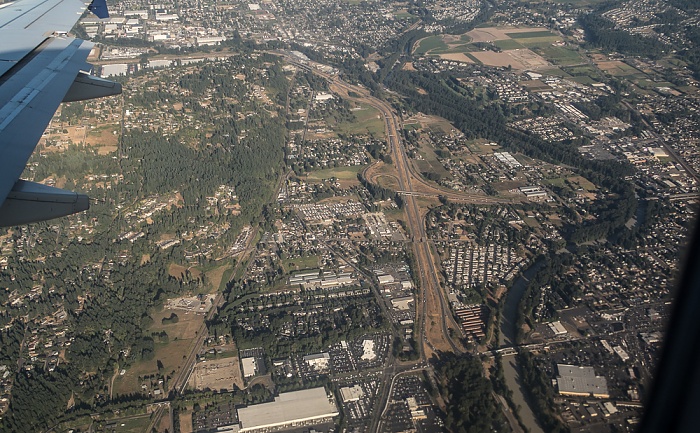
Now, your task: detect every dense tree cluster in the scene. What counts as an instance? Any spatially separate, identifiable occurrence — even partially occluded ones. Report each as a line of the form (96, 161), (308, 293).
(435, 353), (508, 433)
(579, 14), (667, 58)
(517, 351), (570, 433)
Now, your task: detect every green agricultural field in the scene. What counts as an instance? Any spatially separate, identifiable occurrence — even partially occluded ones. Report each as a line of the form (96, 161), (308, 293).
(539, 67), (572, 77)
(494, 39), (523, 50)
(506, 31), (557, 39)
(443, 44), (474, 53)
(536, 45), (584, 66)
(415, 36), (448, 55)
(563, 65), (602, 78)
(517, 36), (563, 47)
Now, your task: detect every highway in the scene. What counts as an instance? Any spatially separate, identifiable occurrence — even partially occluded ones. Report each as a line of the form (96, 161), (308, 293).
(315, 69), (467, 356)
(280, 54), (469, 350)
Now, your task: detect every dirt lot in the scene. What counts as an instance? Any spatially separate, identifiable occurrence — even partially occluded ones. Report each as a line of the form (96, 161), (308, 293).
(467, 26), (550, 42)
(189, 356), (244, 391)
(470, 49), (550, 70)
(179, 409), (194, 433)
(206, 264), (231, 293)
(437, 53), (474, 63)
(85, 123), (120, 154)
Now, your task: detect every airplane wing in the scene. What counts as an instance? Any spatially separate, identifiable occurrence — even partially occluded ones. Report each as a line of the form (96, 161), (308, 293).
(0, 0), (121, 226)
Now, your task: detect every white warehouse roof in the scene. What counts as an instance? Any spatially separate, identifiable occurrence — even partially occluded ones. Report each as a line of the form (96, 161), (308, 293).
(237, 387), (338, 431)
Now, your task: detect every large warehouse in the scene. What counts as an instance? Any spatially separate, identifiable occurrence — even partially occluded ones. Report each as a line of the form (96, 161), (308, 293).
(556, 364), (609, 398)
(237, 387), (338, 432)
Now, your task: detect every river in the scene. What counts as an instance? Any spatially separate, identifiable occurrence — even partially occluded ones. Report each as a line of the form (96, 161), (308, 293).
(498, 258), (547, 433)
(499, 258), (546, 348)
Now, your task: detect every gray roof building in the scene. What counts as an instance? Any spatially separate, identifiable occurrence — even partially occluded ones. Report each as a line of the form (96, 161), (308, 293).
(556, 364), (609, 398)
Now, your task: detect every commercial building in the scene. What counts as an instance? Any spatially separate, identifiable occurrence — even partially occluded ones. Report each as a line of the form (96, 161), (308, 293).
(340, 385), (364, 402)
(237, 387), (338, 432)
(556, 364), (609, 398)
(303, 352), (330, 371)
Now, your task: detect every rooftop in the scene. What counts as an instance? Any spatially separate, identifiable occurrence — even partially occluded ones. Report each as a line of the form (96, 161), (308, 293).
(237, 387), (338, 431)
(556, 364), (609, 397)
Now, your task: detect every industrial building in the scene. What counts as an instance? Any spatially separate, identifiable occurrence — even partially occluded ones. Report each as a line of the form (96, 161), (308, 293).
(236, 387), (338, 432)
(556, 364), (609, 398)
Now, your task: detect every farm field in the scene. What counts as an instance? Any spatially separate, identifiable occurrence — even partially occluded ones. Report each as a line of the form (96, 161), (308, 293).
(414, 26), (557, 70)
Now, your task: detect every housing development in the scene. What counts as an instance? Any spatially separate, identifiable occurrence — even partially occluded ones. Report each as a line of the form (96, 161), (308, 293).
(0, 0), (698, 432)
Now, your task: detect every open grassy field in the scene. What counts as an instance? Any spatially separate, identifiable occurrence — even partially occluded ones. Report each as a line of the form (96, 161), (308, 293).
(415, 141), (451, 180)
(535, 45), (584, 66)
(538, 67), (572, 77)
(563, 65), (603, 79)
(85, 123), (120, 154)
(306, 165), (366, 186)
(394, 11), (416, 18)
(207, 264), (232, 293)
(282, 255), (319, 272)
(570, 76), (598, 85)
(517, 36), (564, 47)
(494, 39), (523, 50)
(337, 105), (385, 138)
(113, 308), (204, 396)
(596, 60), (641, 76)
(568, 175), (597, 191)
(375, 174), (400, 190)
(414, 35), (449, 55)
(547, 0), (609, 4)
(105, 415), (152, 433)
(506, 30), (557, 39)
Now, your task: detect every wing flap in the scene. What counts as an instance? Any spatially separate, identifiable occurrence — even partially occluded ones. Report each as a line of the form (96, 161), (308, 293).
(63, 70), (121, 102)
(0, 180), (89, 226)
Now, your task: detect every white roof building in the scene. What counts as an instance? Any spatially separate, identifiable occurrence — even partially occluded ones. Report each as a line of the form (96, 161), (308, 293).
(340, 385), (364, 402)
(241, 357), (257, 378)
(237, 387), (338, 432)
(361, 339), (376, 361)
(101, 63), (128, 77)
